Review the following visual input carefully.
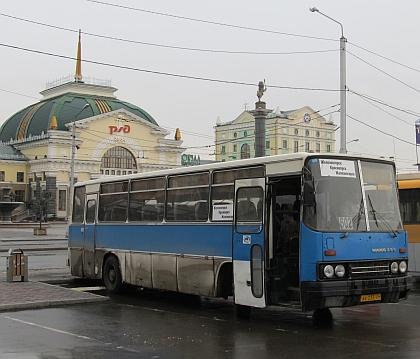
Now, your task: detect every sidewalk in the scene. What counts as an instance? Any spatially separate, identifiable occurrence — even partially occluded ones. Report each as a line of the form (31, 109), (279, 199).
(0, 267), (108, 312)
(0, 234), (109, 312)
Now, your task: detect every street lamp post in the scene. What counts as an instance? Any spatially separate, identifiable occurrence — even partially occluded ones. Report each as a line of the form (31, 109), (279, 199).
(69, 104), (90, 215)
(310, 7), (347, 153)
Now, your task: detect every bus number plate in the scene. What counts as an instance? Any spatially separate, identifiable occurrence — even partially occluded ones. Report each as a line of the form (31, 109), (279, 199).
(360, 294), (381, 303)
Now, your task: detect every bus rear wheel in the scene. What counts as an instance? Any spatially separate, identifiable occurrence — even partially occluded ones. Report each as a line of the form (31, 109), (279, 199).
(103, 256), (123, 294)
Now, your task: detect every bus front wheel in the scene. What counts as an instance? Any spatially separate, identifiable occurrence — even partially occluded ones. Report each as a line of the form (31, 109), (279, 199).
(312, 308), (333, 326)
(103, 256), (123, 294)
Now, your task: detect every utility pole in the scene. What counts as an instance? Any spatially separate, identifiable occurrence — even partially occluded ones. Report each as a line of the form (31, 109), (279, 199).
(310, 7), (347, 153)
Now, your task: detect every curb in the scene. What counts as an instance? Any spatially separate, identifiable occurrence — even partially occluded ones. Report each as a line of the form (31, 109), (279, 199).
(0, 246), (67, 252)
(0, 296), (109, 312)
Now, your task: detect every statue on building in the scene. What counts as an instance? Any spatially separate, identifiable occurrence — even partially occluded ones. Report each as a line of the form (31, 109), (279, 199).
(257, 79), (266, 102)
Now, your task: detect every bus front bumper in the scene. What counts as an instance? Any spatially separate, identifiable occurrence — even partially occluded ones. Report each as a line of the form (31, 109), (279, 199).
(300, 276), (413, 311)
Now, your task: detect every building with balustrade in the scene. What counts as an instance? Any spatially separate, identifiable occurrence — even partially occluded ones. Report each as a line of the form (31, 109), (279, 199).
(0, 33), (185, 220)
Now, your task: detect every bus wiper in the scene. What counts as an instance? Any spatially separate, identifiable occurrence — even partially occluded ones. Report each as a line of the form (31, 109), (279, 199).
(367, 195), (378, 227)
(355, 198), (364, 230)
(341, 198), (364, 239)
(367, 195), (397, 238)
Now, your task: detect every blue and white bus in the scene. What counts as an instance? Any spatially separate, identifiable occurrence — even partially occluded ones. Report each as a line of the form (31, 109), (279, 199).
(68, 153), (412, 318)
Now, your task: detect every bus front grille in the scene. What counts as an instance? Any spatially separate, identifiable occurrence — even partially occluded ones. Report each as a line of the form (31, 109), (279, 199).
(349, 261), (390, 278)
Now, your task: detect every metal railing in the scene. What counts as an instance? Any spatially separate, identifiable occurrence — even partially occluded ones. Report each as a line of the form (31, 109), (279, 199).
(46, 75), (112, 89)
(11, 209), (30, 222)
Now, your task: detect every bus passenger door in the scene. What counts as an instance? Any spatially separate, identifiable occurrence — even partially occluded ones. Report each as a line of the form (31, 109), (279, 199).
(83, 194), (97, 277)
(233, 178), (266, 308)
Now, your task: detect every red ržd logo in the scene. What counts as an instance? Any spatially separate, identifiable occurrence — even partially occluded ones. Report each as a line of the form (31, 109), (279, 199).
(109, 125), (130, 134)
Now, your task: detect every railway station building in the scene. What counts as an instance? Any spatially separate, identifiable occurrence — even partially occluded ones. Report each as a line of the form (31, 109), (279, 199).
(0, 35), (186, 220)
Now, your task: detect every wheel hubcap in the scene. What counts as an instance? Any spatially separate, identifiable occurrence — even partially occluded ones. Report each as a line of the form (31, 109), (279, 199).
(109, 268), (116, 283)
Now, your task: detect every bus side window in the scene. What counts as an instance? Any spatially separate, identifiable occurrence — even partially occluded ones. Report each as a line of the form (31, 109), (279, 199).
(142, 205), (159, 221)
(236, 187), (262, 222)
(195, 201), (208, 221)
(237, 200), (257, 221)
(175, 204), (192, 220)
(257, 199), (263, 218)
(166, 204), (175, 221)
(112, 208), (127, 222)
(85, 200), (96, 223)
(129, 208), (142, 221)
(72, 186), (86, 223)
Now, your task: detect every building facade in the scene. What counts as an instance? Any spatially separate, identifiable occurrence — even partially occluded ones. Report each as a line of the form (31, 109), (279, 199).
(214, 106), (335, 162)
(0, 36), (185, 220)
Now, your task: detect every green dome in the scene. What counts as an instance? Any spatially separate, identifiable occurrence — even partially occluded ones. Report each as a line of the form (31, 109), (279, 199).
(0, 90), (158, 142)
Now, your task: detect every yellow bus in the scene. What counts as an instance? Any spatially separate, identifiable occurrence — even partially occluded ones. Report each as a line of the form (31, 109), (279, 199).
(397, 173), (420, 273)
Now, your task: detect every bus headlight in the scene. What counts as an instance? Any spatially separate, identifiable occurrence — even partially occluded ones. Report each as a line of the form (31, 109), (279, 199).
(335, 264), (345, 278)
(323, 265), (335, 278)
(390, 262), (399, 274)
(399, 261), (407, 273)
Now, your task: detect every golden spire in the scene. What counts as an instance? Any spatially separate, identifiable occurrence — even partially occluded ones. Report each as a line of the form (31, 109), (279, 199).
(50, 115), (58, 130)
(175, 128), (181, 140)
(74, 29), (83, 82)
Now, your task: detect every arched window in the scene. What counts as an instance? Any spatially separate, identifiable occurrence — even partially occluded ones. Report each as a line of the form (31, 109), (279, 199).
(241, 143), (250, 159)
(101, 146), (137, 175)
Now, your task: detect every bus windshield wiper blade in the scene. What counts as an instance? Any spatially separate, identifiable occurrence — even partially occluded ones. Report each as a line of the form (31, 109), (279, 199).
(367, 195), (397, 238)
(356, 198), (364, 230)
(367, 195), (378, 227)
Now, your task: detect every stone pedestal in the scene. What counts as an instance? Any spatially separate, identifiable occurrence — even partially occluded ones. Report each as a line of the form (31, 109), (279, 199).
(250, 102), (271, 158)
(34, 228), (47, 235)
(255, 101), (266, 110)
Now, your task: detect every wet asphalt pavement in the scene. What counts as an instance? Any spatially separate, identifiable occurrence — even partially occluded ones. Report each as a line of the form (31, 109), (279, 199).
(0, 281), (419, 359)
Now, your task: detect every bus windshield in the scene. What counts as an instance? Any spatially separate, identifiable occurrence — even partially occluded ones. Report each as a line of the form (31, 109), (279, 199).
(304, 158), (403, 232)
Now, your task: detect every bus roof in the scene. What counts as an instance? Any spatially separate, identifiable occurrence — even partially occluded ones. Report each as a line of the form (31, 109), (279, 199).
(75, 152), (395, 188)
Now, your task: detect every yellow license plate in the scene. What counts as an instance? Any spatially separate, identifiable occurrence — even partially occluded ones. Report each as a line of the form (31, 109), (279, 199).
(360, 294), (381, 303)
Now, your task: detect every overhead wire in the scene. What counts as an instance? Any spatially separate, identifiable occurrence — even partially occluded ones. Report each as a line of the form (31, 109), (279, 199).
(1, 14), (417, 130)
(347, 88), (420, 117)
(86, 0), (337, 42)
(348, 90), (413, 127)
(0, 88), (40, 101)
(347, 50), (420, 93)
(0, 13), (337, 56)
(347, 113), (415, 147)
(0, 43), (341, 93)
(348, 42), (420, 74)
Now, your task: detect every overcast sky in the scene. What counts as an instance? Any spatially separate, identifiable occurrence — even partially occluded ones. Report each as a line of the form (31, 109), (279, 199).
(1, 0), (420, 173)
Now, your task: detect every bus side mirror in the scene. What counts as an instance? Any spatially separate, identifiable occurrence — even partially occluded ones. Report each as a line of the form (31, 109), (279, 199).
(304, 181), (315, 206)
